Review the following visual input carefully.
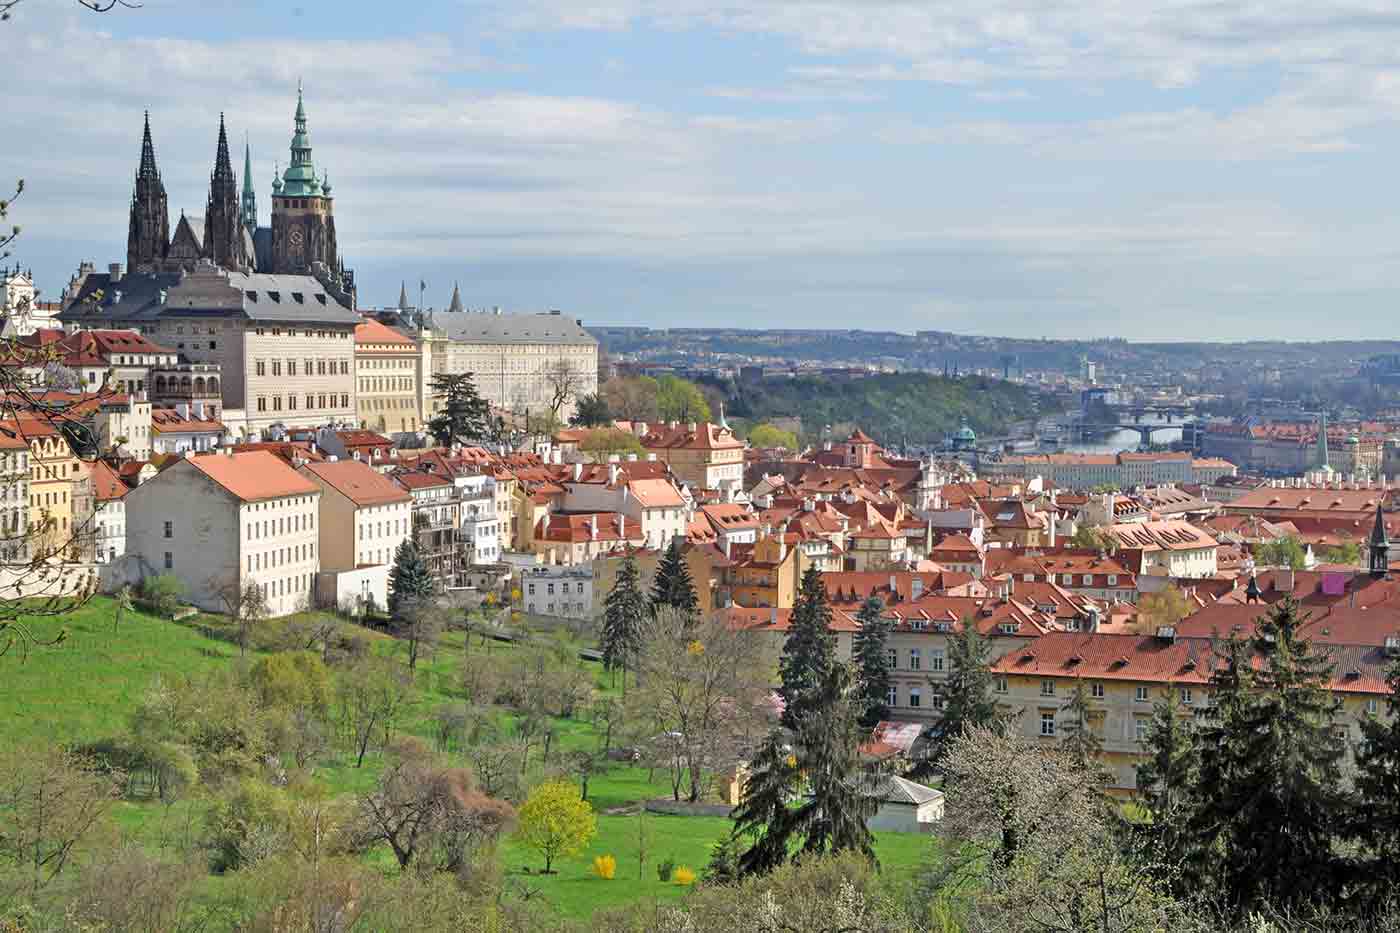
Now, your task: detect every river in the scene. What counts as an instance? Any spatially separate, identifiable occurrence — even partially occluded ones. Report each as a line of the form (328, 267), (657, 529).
(1032, 415), (1184, 454)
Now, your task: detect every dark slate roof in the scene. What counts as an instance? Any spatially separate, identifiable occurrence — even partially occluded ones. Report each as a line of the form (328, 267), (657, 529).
(432, 310), (596, 346)
(61, 263), (358, 325)
(252, 227), (272, 272)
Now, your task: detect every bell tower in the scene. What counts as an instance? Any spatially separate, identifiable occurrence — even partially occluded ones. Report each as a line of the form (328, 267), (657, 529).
(270, 83), (338, 277)
(126, 112), (169, 274)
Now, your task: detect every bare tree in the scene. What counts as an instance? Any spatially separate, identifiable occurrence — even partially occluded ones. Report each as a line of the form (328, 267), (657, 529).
(212, 575), (270, 656)
(336, 657), (412, 768)
(1, 0), (140, 19)
(602, 375), (660, 423)
(544, 359), (584, 424)
(630, 608), (770, 802)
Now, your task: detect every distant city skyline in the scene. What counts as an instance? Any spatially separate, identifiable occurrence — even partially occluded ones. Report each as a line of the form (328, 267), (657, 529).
(8, 0), (1400, 340)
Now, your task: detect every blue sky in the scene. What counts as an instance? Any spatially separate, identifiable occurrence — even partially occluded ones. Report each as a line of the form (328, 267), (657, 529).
(7, 0), (1400, 339)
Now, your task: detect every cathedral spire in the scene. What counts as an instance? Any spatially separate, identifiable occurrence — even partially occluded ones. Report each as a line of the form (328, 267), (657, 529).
(205, 112), (247, 271)
(240, 137), (257, 231)
(138, 111), (159, 182)
(212, 113), (236, 192)
(280, 81), (320, 196)
(128, 110), (169, 273)
(1317, 410), (1331, 470)
(448, 281), (464, 313)
(398, 281), (409, 310)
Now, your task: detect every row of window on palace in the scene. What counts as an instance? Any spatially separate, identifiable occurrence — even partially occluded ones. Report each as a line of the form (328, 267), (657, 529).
(256, 359), (349, 377)
(362, 398), (416, 411)
(240, 511), (316, 540)
(359, 377), (414, 393)
(255, 394), (350, 412)
(246, 542), (316, 573)
(362, 357), (414, 369)
(527, 580), (587, 596)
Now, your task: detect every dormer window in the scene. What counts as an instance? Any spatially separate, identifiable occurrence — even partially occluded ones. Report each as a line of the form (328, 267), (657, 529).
(292, 292), (305, 304)
(268, 292), (281, 303)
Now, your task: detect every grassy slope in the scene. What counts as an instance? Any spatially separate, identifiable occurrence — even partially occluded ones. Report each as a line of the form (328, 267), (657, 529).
(0, 600), (936, 921)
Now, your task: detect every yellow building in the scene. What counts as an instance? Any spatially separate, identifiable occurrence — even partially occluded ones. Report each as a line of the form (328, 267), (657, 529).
(725, 534), (808, 608)
(14, 419), (89, 560)
(638, 421), (746, 495)
(354, 318), (423, 434)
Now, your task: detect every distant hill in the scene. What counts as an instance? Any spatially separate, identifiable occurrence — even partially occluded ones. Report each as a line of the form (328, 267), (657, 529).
(723, 372), (1055, 447)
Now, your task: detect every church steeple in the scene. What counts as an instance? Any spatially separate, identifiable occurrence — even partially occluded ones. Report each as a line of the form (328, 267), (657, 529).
(1370, 503), (1390, 577)
(279, 81), (321, 197)
(269, 84), (340, 283)
(204, 113), (248, 270)
(398, 281), (409, 310)
(1317, 410), (1331, 471)
(240, 139), (257, 231)
(127, 111), (169, 274)
(448, 282), (464, 313)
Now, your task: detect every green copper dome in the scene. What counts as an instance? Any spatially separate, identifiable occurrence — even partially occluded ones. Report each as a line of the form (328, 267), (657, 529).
(279, 83), (325, 198)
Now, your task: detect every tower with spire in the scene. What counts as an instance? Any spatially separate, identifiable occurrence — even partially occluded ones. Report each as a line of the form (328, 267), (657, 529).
(1370, 503), (1391, 577)
(1316, 410), (1332, 472)
(448, 282), (464, 313)
(270, 82), (339, 280)
(240, 139), (257, 232)
(204, 114), (249, 271)
(126, 112), (170, 274)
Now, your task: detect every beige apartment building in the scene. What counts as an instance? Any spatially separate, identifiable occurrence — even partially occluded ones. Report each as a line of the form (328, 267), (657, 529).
(424, 309), (598, 423)
(123, 450), (322, 617)
(637, 421), (746, 493)
(354, 318), (423, 434)
(300, 459), (411, 610)
(61, 262), (358, 437)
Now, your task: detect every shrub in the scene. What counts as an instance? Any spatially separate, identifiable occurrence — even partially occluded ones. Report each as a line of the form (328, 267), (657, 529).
(592, 854), (617, 880)
(657, 858), (675, 882)
(139, 573), (186, 617)
(673, 865), (696, 886)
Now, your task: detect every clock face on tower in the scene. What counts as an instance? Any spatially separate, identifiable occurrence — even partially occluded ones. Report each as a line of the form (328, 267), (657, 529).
(289, 228), (305, 247)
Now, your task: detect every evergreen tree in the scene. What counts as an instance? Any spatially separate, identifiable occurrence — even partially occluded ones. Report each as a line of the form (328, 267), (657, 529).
(1353, 660), (1400, 901)
(1181, 598), (1350, 914)
(1059, 678), (1104, 768)
(1134, 689), (1196, 858)
(648, 537), (698, 618)
(731, 663), (881, 877)
(600, 554), (647, 695)
(426, 372), (491, 447)
(851, 596), (891, 728)
(569, 392), (612, 427)
(387, 539), (433, 620)
(777, 565), (835, 730)
(925, 618), (1007, 772)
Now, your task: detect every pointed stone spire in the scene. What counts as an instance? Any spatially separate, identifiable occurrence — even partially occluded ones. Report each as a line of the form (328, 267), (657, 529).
(240, 137), (257, 231)
(1317, 411), (1331, 471)
(281, 81), (320, 195)
(212, 113), (236, 191)
(448, 281), (464, 313)
(398, 281), (409, 310)
(1371, 502), (1390, 577)
(205, 113), (246, 270)
(138, 111), (159, 181)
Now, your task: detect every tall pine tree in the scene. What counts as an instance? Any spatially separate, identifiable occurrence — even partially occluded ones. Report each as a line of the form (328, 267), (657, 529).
(649, 537), (698, 617)
(600, 554), (647, 694)
(1135, 689), (1196, 859)
(1181, 598), (1350, 914)
(851, 596), (892, 728)
(777, 565), (835, 730)
(1353, 659), (1400, 902)
(1059, 678), (1104, 769)
(387, 539), (433, 619)
(925, 617), (1007, 772)
(427, 372), (491, 447)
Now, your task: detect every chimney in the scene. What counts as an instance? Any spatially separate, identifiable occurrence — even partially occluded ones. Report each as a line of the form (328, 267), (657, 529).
(723, 535), (732, 559)
(618, 514), (626, 539)
(590, 515), (598, 540)
(912, 577), (924, 600)
(770, 607), (778, 626)
(688, 422), (698, 433)
(107, 263), (123, 283)
(889, 573), (897, 591)
(572, 462), (582, 482)
(608, 463), (620, 485)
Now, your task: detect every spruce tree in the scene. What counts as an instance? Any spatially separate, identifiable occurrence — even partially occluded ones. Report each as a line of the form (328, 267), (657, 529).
(732, 663), (881, 877)
(926, 618), (1007, 772)
(1135, 689), (1196, 858)
(1353, 660), (1400, 900)
(649, 537), (698, 617)
(387, 539), (433, 620)
(426, 372), (491, 447)
(851, 596), (892, 728)
(1182, 598), (1350, 914)
(1059, 678), (1104, 768)
(777, 565), (835, 730)
(600, 554), (647, 695)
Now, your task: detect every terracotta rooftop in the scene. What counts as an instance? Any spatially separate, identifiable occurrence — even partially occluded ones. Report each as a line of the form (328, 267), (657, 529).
(303, 460), (412, 507)
(185, 451), (321, 502)
(354, 318), (414, 346)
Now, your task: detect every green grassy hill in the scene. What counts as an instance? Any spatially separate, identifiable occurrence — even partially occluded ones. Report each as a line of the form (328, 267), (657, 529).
(0, 599), (935, 922)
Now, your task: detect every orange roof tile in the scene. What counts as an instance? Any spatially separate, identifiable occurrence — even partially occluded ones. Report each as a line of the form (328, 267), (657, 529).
(185, 451), (321, 502)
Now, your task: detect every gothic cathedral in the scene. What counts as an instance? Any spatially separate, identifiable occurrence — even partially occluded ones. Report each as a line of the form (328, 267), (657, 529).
(125, 86), (354, 304)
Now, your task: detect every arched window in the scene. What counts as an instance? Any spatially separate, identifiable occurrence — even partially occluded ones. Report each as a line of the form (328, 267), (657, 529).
(208, 377), (220, 394)
(180, 376), (192, 392)
(193, 377), (205, 394)
(154, 375), (167, 395)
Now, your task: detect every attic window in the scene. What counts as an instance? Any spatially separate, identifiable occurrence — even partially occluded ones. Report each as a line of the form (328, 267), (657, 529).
(315, 294), (327, 305)
(292, 292), (305, 304)
(268, 291), (281, 303)
(245, 291), (258, 302)
(1067, 654), (1083, 665)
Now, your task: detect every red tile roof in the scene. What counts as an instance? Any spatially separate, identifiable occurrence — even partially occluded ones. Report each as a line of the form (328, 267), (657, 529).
(354, 318), (414, 346)
(303, 460), (412, 507)
(185, 451), (321, 502)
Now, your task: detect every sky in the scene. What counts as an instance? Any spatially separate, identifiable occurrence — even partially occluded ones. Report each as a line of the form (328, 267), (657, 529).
(7, 0), (1400, 340)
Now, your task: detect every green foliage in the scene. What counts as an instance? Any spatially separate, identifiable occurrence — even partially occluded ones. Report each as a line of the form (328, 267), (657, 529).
(139, 573), (186, 617)
(1255, 535), (1308, 570)
(729, 371), (1052, 446)
(1058, 678), (1104, 768)
(852, 596), (891, 728)
(1135, 689), (1196, 856)
(778, 566), (836, 731)
(649, 538), (698, 618)
(655, 374), (711, 422)
(515, 779), (597, 873)
(1179, 598), (1350, 914)
(580, 427), (644, 461)
(570, 392), (613, 427)
(1069, 524), (1118, 552)
(205, 778), (292, 873)
(1355, 660), (1400, 901)
(1136, 585), (1192, 634)
(601, 555), (647, 687)
(656, 856), (675, 882)
(427, 371), (491, 446)
(1322, 540), (1362, 565)
(926, 619), (1010, 773)
(388, 539), (434, 621)
(747, 422), (800, 451)
(247, 650), (332, 714)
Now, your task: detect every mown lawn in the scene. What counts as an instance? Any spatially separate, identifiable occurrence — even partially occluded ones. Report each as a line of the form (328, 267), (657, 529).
(0, 598), (936, 921)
